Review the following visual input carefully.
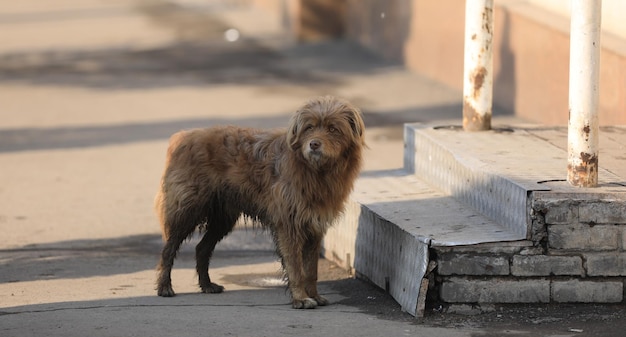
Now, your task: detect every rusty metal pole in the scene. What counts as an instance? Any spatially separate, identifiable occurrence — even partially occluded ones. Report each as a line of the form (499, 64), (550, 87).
(462, 0), (493, 131)
(567, 0), (602, 187)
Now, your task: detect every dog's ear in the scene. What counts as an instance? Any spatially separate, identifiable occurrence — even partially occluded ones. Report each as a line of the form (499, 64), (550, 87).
(344, 105), (365, 145)
(286, 110), (301, 150)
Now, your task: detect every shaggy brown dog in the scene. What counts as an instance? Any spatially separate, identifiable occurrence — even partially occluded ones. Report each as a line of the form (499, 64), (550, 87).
(155, 96), (364, 309)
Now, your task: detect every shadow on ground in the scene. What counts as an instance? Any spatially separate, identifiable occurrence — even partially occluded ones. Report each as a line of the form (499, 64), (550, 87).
(0, 103), (467, 153)
(0, 36), (390, 91)
(0, 228), (277, 283)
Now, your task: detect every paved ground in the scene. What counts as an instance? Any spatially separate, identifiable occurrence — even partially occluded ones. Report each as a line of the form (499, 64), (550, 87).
(1, 1), (623, 336)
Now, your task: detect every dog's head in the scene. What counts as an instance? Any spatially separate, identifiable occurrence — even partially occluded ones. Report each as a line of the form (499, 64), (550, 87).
(287, 96), (365, 169)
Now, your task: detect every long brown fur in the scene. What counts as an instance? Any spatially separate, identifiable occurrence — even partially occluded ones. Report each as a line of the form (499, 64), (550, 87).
(155, 96), (364, 309)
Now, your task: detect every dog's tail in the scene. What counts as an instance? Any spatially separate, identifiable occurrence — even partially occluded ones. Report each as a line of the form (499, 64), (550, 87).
(154, 189), (168, 241)
(155, 131), (190, 241)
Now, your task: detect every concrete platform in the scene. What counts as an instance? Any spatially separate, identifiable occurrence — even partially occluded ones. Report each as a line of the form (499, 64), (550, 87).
(324, 124), (626, 317)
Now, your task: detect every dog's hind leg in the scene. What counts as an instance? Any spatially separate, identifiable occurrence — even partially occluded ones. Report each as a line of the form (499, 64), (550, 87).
(156, 207), (200, 297)
(196, 210), (238, 294)
(156, 230), (187, 297)
(195, 231), (226, 293)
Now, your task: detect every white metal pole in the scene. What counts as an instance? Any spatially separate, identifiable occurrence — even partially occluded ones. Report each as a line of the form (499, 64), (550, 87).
(567, 0), (602, 187)
(462, 0), (493, 131)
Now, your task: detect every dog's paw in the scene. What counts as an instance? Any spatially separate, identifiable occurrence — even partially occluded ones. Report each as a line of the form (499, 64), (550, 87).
(201, 283), (225, 294)
(313, 295), (329, 306)
(157, 285), (176, 297)
(292, 297), (318, 309)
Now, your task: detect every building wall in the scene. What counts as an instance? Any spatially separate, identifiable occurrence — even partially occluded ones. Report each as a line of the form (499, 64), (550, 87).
(282, 0), (626, 125)
(527, 0), (626, 40)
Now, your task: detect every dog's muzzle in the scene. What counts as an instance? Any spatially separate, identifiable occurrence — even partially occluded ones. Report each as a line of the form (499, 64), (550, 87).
(306, 139), (323, 160)
(309, 139), (321, 151)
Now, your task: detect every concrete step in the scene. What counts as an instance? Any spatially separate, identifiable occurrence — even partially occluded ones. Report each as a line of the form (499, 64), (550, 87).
(323, 169), (527, 317)
(403, 123), (624, 238)
(352, 169), (524, 247)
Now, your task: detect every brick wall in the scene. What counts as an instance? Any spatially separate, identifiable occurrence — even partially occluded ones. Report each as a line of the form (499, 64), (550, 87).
(431, 193), (626, 304)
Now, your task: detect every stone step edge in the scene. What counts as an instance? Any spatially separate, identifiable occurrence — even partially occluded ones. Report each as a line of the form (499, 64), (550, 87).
(351, 169), (526, 246)
(403, 124), (553, 238)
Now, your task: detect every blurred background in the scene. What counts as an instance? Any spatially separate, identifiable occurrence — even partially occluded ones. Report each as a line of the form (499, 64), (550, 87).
(1, 0), (625, 247)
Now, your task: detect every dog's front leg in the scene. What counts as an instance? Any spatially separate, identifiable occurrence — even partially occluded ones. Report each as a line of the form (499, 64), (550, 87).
(303, 236), (328, 306)
(275, 229), (317, 309)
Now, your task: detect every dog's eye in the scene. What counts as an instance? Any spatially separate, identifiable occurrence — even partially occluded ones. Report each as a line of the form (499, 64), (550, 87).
(328, 126), (337, 133)
(304, 125), (314, 132)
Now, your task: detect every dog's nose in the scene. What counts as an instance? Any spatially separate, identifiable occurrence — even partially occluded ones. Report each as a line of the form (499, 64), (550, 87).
(309, 140), (321, 151)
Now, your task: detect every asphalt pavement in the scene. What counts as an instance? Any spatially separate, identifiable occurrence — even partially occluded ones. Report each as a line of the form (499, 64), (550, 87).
(1, 1), (621, 337)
